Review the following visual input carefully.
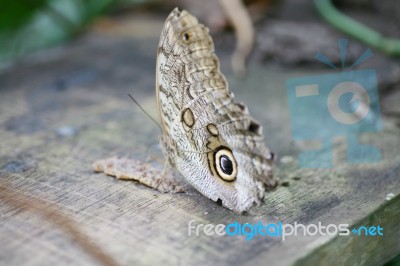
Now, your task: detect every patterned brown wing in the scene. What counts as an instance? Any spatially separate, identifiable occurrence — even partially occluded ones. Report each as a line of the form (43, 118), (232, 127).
(156, 8), (276, 212)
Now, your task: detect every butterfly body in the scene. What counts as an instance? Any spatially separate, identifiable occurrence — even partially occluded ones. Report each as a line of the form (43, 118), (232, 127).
(156, 8), (276, 212)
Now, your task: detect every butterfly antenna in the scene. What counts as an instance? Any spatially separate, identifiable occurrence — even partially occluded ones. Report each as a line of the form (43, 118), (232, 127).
(128, 93), (163, 133)
(161, 160), (168, 179)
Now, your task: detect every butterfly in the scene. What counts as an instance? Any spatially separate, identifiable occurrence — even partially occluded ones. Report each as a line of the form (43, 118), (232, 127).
(155, 8), (277, 213)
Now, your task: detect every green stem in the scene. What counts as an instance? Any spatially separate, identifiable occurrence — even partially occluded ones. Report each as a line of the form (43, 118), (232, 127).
(314, 0), (400, 56)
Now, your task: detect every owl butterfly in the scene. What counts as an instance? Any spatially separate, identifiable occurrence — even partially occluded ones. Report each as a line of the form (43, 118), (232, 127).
(156, 8), (277, 213)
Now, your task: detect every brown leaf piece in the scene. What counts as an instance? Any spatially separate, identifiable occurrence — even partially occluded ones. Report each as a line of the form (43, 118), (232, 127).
(219, 0), (255, 78)
(92, 157), (186, 193)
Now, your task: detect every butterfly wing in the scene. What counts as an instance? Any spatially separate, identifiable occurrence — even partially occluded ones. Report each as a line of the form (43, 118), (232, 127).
(156, 8), (277, 212)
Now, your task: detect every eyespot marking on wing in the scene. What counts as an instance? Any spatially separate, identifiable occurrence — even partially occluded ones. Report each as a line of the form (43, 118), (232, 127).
(206, 124), (219, 136)
(182, 108), (195, 127)
(214, 147), (237, 182)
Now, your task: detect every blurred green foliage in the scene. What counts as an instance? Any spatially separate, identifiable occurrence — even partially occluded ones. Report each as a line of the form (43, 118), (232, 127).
(0, 1), (48, 31)
(0, 0), (150, 68)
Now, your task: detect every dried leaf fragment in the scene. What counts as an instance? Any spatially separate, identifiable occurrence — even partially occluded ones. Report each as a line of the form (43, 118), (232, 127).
(93, 157), (186, 193)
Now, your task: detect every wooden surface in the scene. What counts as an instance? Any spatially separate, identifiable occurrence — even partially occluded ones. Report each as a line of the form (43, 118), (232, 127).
(1, 13), (400, 266)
